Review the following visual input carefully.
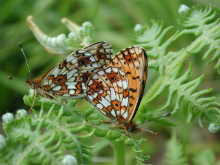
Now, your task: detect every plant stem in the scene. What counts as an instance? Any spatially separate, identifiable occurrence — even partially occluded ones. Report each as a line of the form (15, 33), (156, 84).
(109, 140), (125, 165)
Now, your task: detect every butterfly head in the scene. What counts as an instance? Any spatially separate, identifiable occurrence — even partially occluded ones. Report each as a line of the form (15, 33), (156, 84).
(126, 122), (141, 133)
(26, 78), (41, 90)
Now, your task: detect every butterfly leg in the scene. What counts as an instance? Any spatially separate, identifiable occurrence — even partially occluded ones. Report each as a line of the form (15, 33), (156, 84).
(124, 127), (130, 137)
(97, 120), (111, 125)
(28, 89), (37, 114)
(45, 92), (63, 105)
(101, 121), (111, 124)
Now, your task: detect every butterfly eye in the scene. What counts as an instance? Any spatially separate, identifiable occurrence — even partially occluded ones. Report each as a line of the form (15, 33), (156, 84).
(127, 126), (135, 132)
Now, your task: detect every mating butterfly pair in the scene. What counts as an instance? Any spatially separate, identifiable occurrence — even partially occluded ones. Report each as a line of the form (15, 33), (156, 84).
(26, 42), (148, 133)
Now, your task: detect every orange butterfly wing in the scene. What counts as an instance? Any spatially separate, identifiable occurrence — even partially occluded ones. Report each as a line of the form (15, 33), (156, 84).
(86, 46), (147, 125)
(109, 46), (148, 123)
(86, 67), (128, 119)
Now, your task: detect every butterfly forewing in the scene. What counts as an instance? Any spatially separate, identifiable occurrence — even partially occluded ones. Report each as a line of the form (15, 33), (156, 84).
(112, 46), (147, 123)
(86, 46), (148, 124)
(40, 42), (113, 98)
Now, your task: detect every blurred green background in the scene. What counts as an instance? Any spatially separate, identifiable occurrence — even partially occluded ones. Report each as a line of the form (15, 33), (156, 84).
(0, 0), (220, 164)
(1, 0), (220, 114)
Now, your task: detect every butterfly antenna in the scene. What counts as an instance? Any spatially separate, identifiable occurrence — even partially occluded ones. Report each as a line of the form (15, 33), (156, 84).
(28, 89), (37, 114)
(7, 76), (25, 81)
(8, 76), (17, 80)
(19, 42), (32, 78)
(139, 113), (171, 125)
(144, 129), (158, 135)
(138, 113), (171, 135)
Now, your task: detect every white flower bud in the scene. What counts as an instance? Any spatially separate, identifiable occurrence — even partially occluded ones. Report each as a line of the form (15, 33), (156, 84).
(134, 24), (142, 32)
(178, 4), (189, 16)
(0, 134), (6, 150)
(208, 123), (220, 133)
(2, 113), (14, 124)
(82, 21), (92, 27)
(81, 22), (94, 36)
(16, 109), (27, 119)
(62, 155), (77, 165)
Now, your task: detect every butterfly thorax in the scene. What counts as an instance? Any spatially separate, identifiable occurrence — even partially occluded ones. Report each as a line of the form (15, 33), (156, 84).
(26, 78), (41, 89)
(26, 78), (52, 97)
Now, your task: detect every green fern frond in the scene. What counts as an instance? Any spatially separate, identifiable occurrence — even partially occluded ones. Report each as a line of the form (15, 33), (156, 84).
(26, 16), (94, 55)
(157, 63), (220, 126)
(134, 4), (220, 127)
(1, 96), (149, 165)
(135, 5), (220, 74)
(178, 5), (220, 73)
(178, 5), (218, 35)
(192, 149), (216, 165)
(81, 106), (149, 164)
(163, 133), (219, 165)
(1, 105), (94, 165)
(163, 133), (188, 165)
(134, 20), (179, 73)
(2, 4), (220, 165)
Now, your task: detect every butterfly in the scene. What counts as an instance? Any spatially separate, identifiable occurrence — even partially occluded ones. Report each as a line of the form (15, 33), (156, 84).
(25, 42), (113, 111)
(85, 46), (148, 133)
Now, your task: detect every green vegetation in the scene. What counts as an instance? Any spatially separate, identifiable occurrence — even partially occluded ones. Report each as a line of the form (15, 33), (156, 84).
(0, 1), (219, 165)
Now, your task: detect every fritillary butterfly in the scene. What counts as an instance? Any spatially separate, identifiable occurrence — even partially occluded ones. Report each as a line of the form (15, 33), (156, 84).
(26, 42), (113, 110)
(85, 46), (148, 133)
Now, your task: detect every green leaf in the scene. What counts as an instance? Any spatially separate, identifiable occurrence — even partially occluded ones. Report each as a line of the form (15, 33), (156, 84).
(135, 5), (220, 128)
(158, 63), (220, 126)
(1, 97), (149, 165)
(163, 133), (188, 165)
(178, 4), (220, 73)
(192, 149), (215, 165)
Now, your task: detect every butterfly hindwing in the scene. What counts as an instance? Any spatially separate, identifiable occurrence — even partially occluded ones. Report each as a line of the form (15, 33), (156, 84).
(40, 42), (113, 98)
(86, 66), (129, 121)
